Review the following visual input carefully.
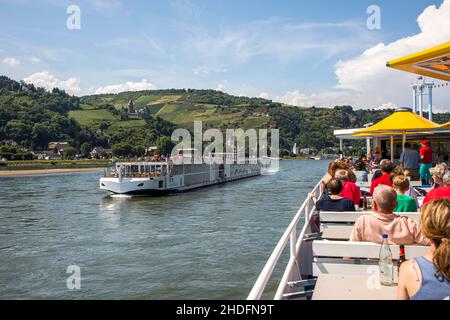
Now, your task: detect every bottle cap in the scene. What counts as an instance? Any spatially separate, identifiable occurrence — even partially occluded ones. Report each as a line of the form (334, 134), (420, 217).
(382, 234), (388, 239)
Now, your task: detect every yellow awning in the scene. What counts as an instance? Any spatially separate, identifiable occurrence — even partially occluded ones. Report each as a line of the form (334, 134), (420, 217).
(386, 41), (450, 81)
(353, 110), (440, 137)
(442, 122), (450, 129)
(354, 131), (435, 137)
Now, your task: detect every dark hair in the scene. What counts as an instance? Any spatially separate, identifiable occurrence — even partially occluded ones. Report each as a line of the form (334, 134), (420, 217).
(380, 160), (394, 173)
(404, 142), (411, 148)
(327, 179), (343, 195)
(354, 160), (366, 171)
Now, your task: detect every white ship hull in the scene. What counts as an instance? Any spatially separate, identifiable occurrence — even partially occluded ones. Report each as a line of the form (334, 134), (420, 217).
(100, 162), (262, 195)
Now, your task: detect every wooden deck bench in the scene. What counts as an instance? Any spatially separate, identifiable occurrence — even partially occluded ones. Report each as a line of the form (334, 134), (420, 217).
(319, 211), (421, 240)
(312, 240), (430, 278)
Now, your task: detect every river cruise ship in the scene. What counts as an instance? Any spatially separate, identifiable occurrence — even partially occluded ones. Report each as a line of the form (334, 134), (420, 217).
(100, 150), (265, 195)
(248, 42), (450, 300)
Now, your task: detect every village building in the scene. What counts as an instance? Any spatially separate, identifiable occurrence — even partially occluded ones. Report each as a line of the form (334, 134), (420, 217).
(90, 146), (113, 158)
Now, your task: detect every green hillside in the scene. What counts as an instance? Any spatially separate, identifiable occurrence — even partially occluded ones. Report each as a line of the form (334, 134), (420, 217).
(68, 109), (117, 126)
(78, 89), (450, 155)
(1, 75), (449, 159)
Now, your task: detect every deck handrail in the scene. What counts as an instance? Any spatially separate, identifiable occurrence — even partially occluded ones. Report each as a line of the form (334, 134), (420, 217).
(247, 178), (324, 300)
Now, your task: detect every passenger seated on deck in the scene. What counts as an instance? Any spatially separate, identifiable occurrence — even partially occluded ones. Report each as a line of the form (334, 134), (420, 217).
(421, 171), (450, 208)
(392, 175), (418, 213)
(398, 199), (450, 300)
(370, 160), (395, 195)
(321, 160), (357, 192)
(350, 185), (429, 245)
(335, 169), (361, 206)
(353, 160), (369, 182)
(311, 179), (355, 212)
(429, 163), (448, 189)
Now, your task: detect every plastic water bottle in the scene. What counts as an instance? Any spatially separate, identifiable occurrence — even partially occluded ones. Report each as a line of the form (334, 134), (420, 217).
(379, 234), (394, 286)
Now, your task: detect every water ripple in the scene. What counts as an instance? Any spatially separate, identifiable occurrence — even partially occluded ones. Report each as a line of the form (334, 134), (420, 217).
(0, 160), (327, 299)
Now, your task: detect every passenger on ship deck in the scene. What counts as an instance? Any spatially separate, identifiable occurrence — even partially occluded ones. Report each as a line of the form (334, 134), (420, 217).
(353, 160), (369, 182)
(399, 142), (421, 181)
(370, 160), (394, 195)
(370, 159), (388, 182)
(419, 140), (433, 185)
(429, 163), (448, 188)
(311, 179), (355, 212)
(350, 185), (429, 245)
(398, 199), (450, 300)
(321, 160), (357, 191)
(421, 171), (450, 207)
(392, 175), (418, 212)
(335, 169), (361, 206)
(390, 168), (420, 207)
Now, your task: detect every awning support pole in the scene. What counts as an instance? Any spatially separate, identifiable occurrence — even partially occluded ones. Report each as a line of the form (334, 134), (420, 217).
(366, 138), (371, 156)
(419, 85), (423, 117)
(428, 84), (433, 121)
(390, 136), (394, 162)
(402, 132), (406, 154)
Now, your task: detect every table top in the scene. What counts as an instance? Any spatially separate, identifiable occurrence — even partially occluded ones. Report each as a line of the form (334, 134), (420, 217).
(312, 274), (397, 300)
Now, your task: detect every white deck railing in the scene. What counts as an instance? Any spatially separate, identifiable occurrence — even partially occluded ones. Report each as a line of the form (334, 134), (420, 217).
(247, 178), (324, 300)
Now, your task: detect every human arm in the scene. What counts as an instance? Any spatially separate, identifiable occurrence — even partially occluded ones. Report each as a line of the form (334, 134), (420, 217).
(354, 185), (361, 206)
(397, 260), (414, 300)
(308, 193), (318, 205)
(399, 152), (405, 169)
(413, 222), (431, 246)
(349, 218), (363, 241)
(370, 180), (377, 196)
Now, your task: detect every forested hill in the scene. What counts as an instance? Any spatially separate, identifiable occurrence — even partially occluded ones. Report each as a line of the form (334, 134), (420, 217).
(0, 75), (449, 156)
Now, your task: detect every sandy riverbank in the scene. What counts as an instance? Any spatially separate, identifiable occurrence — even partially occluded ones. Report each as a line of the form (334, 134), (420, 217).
(0, 167), (106, 176)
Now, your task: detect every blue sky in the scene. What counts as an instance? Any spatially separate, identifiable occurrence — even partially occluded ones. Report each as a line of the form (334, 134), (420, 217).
(0, 0), (449, 110)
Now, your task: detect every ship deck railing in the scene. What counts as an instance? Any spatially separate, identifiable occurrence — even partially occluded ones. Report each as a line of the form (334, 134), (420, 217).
(247, 178), (324, 300)
(247, 177), (428, 300)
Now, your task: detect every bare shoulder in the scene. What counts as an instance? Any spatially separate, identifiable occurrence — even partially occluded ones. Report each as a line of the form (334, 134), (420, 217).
(400, 259), (422, 283)
(400, 259), (415, 275)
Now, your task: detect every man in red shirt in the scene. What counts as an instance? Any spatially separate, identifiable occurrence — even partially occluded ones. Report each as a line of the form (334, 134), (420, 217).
(370, 160), (394, 195)
(335, 169), (361, 206)
(419, 140), (433, 185)
(421, 171), (450, 207)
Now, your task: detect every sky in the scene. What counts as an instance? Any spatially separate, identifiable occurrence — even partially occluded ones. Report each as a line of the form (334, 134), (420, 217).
(0, 0), (449, 111)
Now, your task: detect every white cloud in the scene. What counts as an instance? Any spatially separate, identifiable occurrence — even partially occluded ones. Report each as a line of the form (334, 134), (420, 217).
(3, 57), (21, 67)
(23, 71), (81, 95)
(258, 92), (270, 99)
(276, 0), (450, 111)
(275, 90), (363, 107)
(94, 79), (157, 94)
(192, 67), (227, 76)
(192, 68), (209, 76)
(216, 83), (227, 92)
(29, 56), (40, 64)
(185, 17), (377, 66)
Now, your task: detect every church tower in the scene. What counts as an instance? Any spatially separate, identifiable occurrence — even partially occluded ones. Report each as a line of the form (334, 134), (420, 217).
(127, 100), (134, 114)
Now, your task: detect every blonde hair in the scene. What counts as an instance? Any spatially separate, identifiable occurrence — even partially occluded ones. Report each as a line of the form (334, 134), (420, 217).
(429, 163), (448, 185)
(392, 174), (410, 192)
(421, 199), (450, 281)
(327, 160), (357, 183)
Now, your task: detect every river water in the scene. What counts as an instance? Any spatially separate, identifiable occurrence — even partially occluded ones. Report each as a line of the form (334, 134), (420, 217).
(0, 160), (328, 299)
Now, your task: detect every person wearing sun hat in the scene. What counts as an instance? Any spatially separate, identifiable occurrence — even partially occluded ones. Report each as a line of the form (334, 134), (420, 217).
(419, 140), (433, 185)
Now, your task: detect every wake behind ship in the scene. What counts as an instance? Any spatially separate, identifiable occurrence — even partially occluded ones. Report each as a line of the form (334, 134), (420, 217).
(100, 150), (265, 195)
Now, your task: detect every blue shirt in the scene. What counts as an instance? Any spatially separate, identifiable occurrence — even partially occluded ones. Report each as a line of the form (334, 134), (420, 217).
(400, 148), (420, 169)
(411, 257), (450, 300)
